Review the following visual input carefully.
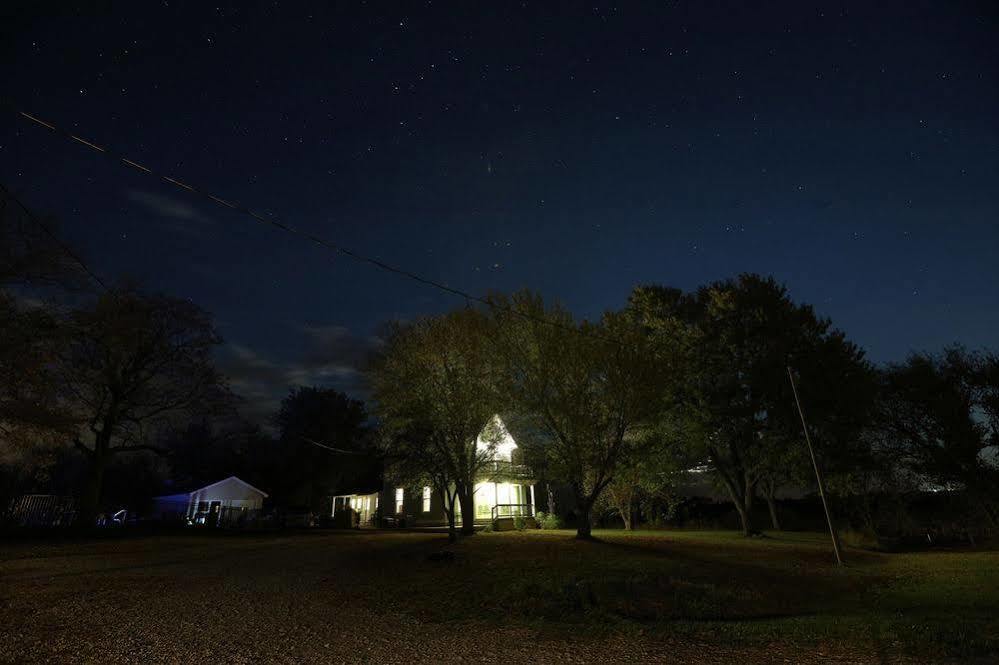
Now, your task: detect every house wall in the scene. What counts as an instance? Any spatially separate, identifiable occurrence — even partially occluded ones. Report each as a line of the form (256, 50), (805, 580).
(380, 481), (536, 527)
(184, 479), (267, 521)
(332, 492), (379, 524)
(373, 415), (540, 527)
(189, 477), (266, 506)
(150, 478), (267, 526)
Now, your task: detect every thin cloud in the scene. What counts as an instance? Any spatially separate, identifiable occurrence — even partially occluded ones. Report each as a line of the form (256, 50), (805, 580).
(219, 326), (380, 424)
(125, 190), (214, 232)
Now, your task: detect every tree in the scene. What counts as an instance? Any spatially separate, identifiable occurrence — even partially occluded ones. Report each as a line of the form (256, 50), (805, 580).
(0, 186), (86, 449)
(273, 386), (374, 510)
(0, 294), (74, 447)
(600, 417), (686, 530)
(630, 275), (872, 536)
(380, 421), (463, 540)
(880, 347), (999, 528)
(370, 308), (500, 539)
(162, 420), (278, 495)
(489, 292), (668, 539)
(57, 289), (232, 525)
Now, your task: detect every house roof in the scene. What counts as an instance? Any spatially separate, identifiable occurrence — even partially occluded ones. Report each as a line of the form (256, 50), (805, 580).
(154, 475), (269, 500)
(331, 482), (382, 496)
(332, 488), (381, 499)
(198, 476), (269, 497)
(494, 412), (551, 448)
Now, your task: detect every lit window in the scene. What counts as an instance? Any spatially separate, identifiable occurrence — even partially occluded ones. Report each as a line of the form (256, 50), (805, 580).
(422, 486), (431, 513)
(395, 487), (404, 514)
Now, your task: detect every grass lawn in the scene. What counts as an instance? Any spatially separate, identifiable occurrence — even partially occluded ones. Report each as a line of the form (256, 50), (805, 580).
(1, 528), (996, 663)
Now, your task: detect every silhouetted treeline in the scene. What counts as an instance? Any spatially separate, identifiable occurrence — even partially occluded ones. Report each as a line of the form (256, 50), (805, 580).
(1, 191), (995, 539)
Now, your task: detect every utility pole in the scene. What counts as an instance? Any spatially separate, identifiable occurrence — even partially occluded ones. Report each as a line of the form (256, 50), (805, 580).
(787, 366), (844, 566)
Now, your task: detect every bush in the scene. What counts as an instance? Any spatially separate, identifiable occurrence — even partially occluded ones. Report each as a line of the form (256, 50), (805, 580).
(513, 515), (527, 531)
(536, 511), (562, 530)
(480, 520), (494, 533)
(838, 527), (880, 550)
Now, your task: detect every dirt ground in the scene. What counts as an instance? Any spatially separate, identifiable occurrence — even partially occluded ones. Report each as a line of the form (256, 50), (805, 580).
(0, 530), (950, 664)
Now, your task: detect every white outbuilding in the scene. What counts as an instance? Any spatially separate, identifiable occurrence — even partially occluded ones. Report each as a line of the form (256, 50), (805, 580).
(152, 476), (268, 526)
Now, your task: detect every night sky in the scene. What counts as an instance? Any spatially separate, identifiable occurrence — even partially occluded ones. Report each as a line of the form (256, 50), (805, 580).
(2, 2), (997, 421)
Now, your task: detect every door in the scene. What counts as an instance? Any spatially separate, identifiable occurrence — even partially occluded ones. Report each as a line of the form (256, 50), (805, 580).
(208, 501), (222, 527)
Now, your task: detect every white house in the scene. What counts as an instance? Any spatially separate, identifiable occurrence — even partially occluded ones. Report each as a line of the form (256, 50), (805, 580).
(331, 489), (380, 525)
(377, 415), (538, 528)
(152, 476), (268, 526)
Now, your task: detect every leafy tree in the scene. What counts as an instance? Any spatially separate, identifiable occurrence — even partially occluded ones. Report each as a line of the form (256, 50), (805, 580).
(822, 423), (918, 540)
(370, 309), (500, 538)
(489, 292), (668, 539)
(880, 347), (999, 528)
(601, 419), (686, 530)
(379, 421), (463, 540)
(630, 275), (872, 535)
(273, 386), (374, 510)
(56, 289), (232, 525)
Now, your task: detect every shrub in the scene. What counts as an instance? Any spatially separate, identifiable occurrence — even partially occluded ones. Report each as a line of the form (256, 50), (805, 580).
(839, 527), (880, 550)
(538, 511), (562, 530)
(513, 515), (527, 531)
(480, 520), (494, 533)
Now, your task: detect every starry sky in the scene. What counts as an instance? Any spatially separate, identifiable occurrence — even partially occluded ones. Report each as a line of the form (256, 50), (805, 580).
(2, 2), (997, 421)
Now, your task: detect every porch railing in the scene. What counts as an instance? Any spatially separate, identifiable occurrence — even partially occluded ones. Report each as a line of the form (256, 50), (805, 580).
(490, 503), (535, 520)
(481, 460), (534, 478)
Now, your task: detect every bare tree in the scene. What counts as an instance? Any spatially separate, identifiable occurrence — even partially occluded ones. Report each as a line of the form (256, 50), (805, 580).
(58, 288), (232, 524)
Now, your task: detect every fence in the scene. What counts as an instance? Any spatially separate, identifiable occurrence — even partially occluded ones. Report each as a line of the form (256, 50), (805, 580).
(6, 495), (77, 527)
(215, 505), (262, 529)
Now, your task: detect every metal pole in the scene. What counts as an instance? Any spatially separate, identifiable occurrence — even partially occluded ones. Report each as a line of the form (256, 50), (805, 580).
(787, 366), (844, 566)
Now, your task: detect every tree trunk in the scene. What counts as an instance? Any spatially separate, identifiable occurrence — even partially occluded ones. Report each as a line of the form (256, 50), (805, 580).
(445, 505), (457, 543)
(976, 494), (999, 529)
(765, 492), (781, 531)
(718, 471), (756, 536)
(575, 491), (595, 540)
(608, 485), (633, 531)
(458, 489), (476, 535)
(763, 480), (781, 531)
(78, 451), (107, 527)
(576, 508), (593, 539)
(732, 499), (752, 536)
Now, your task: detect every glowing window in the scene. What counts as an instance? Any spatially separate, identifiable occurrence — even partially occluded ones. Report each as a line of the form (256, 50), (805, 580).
(395, 487), (404, 514)
(422, 486), (432, 513)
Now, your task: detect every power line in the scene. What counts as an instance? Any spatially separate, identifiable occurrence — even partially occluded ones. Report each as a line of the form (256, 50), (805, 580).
(0, 181), (110, 292)
(11, 107), (619, 344)
(300, 436), (365, 455)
